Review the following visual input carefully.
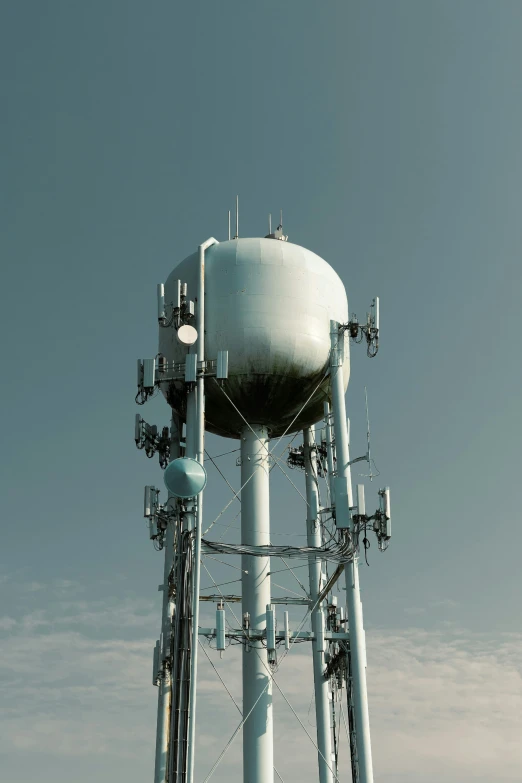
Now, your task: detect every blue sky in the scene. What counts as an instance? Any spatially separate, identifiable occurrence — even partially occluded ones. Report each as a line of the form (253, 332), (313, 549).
(1, 2), (522, 781)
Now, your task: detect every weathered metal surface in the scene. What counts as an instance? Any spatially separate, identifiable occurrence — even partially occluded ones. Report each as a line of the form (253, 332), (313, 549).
(159, 238), (349, 438)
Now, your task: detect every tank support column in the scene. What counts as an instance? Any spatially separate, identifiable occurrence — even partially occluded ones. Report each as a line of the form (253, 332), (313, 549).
(330, 321), (374, 783)
(241, 426), (274, 783)
(154, 533), (173, 783)
(186, 237), (217, 783)
(154, 414), (181, 783)
(304, 426), (334, 783)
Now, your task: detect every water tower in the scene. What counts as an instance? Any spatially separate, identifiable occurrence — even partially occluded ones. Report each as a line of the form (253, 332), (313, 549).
(135, 205), (391, 783)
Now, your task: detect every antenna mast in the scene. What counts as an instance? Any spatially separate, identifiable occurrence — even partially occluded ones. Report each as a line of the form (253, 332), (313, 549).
(365, 387), (372, 479)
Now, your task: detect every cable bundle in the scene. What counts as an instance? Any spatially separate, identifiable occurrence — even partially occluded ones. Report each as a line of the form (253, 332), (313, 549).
(202, 538), (354, 564)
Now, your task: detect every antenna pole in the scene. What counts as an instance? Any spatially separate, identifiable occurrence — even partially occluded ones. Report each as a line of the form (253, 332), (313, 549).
(235, 195), (239, 239)
(153, 414), (181, 783)
(228, 210), (231, 241)
(186, 237), (218, 783)
(365, 387), (372, 478)
(329, 320), (374, 783)
(323, 401), (336, 505)
(304, 426), (334, 783)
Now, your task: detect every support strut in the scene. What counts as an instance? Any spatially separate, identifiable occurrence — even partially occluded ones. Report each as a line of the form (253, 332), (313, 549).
(303, 426), (334, 783)
(329, 320), (374, 783)
(241, 426), (274, 783)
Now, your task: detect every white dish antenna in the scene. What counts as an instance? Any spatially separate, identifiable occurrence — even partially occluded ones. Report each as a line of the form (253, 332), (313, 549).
(176, 324), (198, 346)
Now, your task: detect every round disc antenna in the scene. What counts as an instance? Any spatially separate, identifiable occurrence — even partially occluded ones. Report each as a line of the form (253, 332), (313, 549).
(176, 324), (198, 346)
(164, 457), (207, 498)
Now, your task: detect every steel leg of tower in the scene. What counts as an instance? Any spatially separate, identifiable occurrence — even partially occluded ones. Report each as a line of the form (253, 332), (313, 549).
(303, 427), (334, 783)
(187, 239), (216, 783)
(241, 426), (274, 783)
(329, 321), (374, 783)
(155, 670), (171, 783)
(185, 381), (203, 783)
(154, 415), (181, 783)
(323, 402), (336, 505)
(154, 547), (172, 783)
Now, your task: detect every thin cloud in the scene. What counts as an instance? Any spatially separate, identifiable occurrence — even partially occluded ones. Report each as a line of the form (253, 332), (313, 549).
(1, 582), (521, 782)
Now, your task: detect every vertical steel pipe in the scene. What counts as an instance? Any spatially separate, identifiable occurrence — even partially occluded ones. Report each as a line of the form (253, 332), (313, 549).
(241, 425), (274, 783)
(186, 238), (217, 783)
(185, 385), (197, 461)
(187, 237), (217, 783)
(304, 426), (334, 783)
(154, 414), (181, 783)
(329, 320), (374, 783)
(154, 525), (173, 783)
(323, 401), (336, 507)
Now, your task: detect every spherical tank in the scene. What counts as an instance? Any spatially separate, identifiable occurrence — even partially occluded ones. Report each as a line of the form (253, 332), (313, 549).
(159, 238), (349, 439)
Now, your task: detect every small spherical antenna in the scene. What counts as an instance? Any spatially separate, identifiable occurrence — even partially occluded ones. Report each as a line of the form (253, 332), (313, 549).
(164, 457), (207, 498)
(177, 324), (198, 346)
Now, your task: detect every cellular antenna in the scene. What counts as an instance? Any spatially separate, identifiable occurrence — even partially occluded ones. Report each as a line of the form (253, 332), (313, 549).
(266, 209), (288, 241)
(235, 195), (239, 239)
(228, 210), (231, 241)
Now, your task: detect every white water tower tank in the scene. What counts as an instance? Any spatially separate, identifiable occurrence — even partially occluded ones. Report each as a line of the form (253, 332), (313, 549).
(159, 237), (349, 439)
